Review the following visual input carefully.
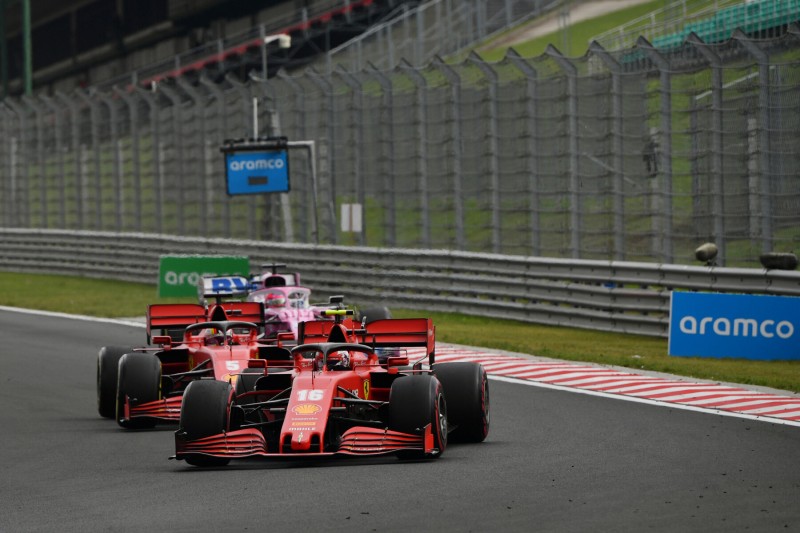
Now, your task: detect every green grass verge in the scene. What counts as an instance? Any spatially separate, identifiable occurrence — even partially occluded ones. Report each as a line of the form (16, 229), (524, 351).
(477, 0), (665, 60)
(1, 271), (798, 392)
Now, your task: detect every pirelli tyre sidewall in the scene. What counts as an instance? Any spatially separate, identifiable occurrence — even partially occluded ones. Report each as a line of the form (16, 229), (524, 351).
(389, 374), (447, 459)
(179, 380), (233, 467)
(97, 346), (131, 419)
(116, 352), (161, 429)
(180, 379), (233, 441)
(434, 362), (490, 443)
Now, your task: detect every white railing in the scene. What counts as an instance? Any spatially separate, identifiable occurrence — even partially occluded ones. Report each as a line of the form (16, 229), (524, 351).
(4, 229), (800, 338)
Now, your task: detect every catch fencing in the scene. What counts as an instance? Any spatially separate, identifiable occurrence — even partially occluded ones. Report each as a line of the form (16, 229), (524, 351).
(1, 30), (800, 268)
(5, 229), (800, 338)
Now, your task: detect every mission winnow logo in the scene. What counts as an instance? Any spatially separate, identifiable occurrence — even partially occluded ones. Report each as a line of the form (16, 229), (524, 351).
(668, 292), (800, 361)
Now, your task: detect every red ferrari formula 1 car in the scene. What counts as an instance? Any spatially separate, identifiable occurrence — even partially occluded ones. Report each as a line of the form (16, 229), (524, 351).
(96, 299), (269, 428)
(172, 311), (490, 466)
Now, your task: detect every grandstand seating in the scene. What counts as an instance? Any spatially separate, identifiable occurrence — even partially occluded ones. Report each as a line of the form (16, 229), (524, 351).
(652, 0), (800, 49)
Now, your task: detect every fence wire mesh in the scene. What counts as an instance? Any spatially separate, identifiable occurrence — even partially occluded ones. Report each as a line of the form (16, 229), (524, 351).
(1, 31), (800, 267)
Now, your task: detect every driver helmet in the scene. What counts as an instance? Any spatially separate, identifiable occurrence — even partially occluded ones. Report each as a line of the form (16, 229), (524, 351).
(265, 292), (286, 308)
(203, 328), (225, 346)
(327, 351), (351, 370)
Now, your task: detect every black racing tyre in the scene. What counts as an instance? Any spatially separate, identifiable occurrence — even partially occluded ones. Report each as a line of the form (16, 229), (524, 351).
(97, 346), (131, 418)
(180, 380), (233, 467)
(434, 362), (490, 443)
(357, 306), (392, 324)
(116, 352), (161, 429)
(388, 375), (447, 459)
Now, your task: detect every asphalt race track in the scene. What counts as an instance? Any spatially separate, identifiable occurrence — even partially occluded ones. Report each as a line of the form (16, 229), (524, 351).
(1, 308), (799, 532)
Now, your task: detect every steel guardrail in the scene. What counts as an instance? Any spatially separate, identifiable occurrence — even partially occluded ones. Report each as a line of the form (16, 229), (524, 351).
(3, 229), (800, 338)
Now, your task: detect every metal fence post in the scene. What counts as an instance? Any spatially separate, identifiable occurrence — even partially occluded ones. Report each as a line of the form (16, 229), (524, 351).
(0, 103), (19, 226)
(638, 37), (674, 263)
(22, 95), (46, 228)
(41, 96), (67, 230)
(114, 87), (142, 232)
(469, 52), (502, 254)
(55, 92), (83, 229)
(157, 84), (186, 235)
(434, 56), (465, 250)
(199, 74), (230, 238)
(75, 90), (102, 230)
(401, 59), (431, 248)
(688, 33), (726, 265)
(546, 45), (581, 259)
(134, 87), (163, 234)
(176, 77), (209, 237)
(589, 42), (626, 261)
(368, 64), (397, 248)
(735, 30), (773, 255)
(7, 98), (31, 227)
(306, 68), (338, 245)
(506, 49), (541, 257)
(336, 67), (367, 246)
(97, 92), (124, 232)
(277, 71), (311, 243)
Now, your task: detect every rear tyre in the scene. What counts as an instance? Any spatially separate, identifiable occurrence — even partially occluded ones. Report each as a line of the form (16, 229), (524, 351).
(180, 380), (232, 467)
(388, 375), (447, 459)
(116, 352), (161, 429)
(434, 362), (489, 443)
(97, 346), (131, 418)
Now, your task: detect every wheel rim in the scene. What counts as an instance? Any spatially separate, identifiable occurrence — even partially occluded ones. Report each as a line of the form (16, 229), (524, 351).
(436, 392), (448, 449)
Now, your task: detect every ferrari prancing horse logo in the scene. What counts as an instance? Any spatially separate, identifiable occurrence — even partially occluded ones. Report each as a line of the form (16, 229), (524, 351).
(363, 380), (369, 400)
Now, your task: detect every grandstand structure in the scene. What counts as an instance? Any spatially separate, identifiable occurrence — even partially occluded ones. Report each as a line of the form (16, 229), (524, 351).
(0, 0), (416, 96)
(592, 0), (800, 51)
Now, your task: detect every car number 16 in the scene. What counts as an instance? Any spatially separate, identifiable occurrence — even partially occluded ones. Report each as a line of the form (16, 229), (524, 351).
(296, 389), (324, 401)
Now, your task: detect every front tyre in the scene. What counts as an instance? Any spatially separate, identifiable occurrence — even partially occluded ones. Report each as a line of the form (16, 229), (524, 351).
(389, 375), (447, 459)
(116, 352), (161, 429)
(179, 380), (233, 467)
(97, 346), (131, 418)
(434, 362), (489, 443)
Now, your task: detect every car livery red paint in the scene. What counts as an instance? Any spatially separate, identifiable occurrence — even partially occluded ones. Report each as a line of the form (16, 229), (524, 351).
(96, 300), (268, 428)
(172, 311), (490, 466)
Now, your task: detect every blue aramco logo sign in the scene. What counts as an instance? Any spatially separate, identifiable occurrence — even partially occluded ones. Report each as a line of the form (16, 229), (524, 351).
(669, 292), (800, 360)
(225, 150), (289, 195)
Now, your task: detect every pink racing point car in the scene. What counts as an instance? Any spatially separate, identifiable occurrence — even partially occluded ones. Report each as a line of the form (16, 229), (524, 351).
(201, 263), (391, 343)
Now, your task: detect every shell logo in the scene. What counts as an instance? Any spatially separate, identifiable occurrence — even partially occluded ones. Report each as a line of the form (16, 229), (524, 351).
(292, 403), (321, 415)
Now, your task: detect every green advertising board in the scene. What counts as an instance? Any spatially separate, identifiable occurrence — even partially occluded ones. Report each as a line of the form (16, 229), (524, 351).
(157, 255), (250, 297)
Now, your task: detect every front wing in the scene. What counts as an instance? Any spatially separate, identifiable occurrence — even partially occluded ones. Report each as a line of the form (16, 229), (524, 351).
(173, 425), (437, 461)
(121, 395), (182, 423)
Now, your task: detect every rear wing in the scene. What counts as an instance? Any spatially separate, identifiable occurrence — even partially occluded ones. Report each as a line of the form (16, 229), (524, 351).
(212, 302), (265, 326)
(147, 302), (266, 340)
(298, 317), (435, 363)
(146, 304), (207, 339)
(199, 275), (253, 299)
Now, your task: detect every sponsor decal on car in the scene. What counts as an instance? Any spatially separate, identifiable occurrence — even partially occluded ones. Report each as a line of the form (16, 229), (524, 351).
(292, 403), (321, 415)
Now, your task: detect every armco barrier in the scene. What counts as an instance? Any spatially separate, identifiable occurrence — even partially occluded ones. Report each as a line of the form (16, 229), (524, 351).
(3, 228), (800, 338)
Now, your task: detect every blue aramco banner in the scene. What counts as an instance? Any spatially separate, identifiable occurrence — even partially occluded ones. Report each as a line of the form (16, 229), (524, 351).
(669, 292), (800, 360)
(225, 150), (289, 195)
